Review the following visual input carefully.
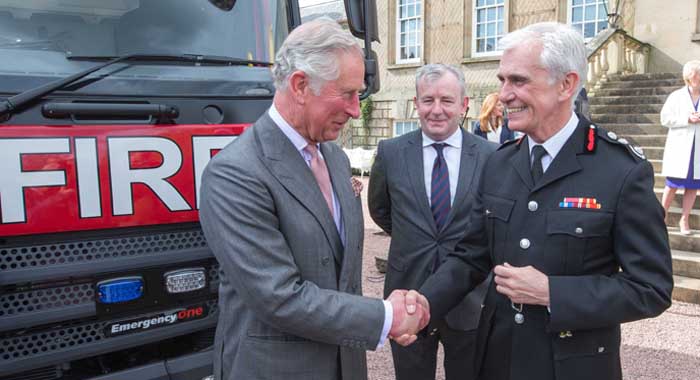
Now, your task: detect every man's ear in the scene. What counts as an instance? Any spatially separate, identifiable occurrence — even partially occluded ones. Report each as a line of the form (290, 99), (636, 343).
(560, 72), (580, 102)
(288, 70), (310, 104)
(462, 96), (470, 113)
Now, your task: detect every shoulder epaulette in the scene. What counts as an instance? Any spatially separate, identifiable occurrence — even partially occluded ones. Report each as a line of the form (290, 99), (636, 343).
(497, 135), (524, 150)
(595, 126), (646, 161)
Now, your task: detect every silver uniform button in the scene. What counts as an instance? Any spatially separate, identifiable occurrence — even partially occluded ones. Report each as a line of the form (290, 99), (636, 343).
(519, 238), (531, 249)
(575, 227), (583, 234)
(618, 138), (628, 145)
(607, 131), (617, 140)
(528, 200), (538, 212)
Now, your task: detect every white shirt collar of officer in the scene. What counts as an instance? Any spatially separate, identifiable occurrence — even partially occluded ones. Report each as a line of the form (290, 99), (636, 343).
(527, 112), (579, 171)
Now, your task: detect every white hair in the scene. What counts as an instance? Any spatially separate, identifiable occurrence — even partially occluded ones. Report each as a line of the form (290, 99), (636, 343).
(272, 17), (363, 94)
(683, 60), (700, 85)
(415, 63), (467, 98)
(500, 22), (588, 106)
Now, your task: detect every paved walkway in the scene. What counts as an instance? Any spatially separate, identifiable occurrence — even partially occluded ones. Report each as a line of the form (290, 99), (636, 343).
(355, 177), (700, 380)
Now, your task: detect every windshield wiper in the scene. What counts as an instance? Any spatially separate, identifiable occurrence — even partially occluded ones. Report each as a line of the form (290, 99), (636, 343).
(0, 53), (271, 119)
(67, 53), (271, 67)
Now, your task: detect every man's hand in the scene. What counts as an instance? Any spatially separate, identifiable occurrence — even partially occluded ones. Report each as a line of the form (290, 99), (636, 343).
(689, 113), (700, 124)
(494, 263), (550, 306)
(386, 289), (431, 346)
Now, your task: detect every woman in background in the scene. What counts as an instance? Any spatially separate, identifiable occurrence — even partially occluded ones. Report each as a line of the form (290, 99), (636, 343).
(472, 92), (514, 143)
(660, 60), (700, 235)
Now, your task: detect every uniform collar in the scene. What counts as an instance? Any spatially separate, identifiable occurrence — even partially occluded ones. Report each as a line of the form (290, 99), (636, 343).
(527, 112), (579, 160)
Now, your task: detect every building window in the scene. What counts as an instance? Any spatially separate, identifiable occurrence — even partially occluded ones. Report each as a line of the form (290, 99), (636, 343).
(472, 0), (505, 56)
(396, 0), (422, 63)
(569, 0), (608, 39)
(394, 120), (419, 136)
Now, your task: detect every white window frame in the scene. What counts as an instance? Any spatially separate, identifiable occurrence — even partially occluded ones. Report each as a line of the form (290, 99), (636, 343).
(471, 0), (506, 57)
(393, 120), (420, 137)
(567, 0), (609, 40)
(395, 0), (423, 64)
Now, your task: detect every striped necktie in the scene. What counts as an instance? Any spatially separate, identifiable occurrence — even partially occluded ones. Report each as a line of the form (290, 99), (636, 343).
(431, 143), (451, 230)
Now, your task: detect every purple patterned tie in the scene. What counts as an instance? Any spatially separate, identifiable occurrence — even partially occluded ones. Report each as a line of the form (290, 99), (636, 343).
(431, 143), (451, 230)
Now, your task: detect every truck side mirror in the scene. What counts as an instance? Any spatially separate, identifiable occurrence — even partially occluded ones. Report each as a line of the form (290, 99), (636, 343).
(360, 50), (380, 100)
(345, 0), (380, 98)
(344, 0), (379, 43)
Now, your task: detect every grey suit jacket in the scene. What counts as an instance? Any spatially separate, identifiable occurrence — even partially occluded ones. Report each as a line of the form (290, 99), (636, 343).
(200, 113), (385, 380)
(369, 129), (497, 330)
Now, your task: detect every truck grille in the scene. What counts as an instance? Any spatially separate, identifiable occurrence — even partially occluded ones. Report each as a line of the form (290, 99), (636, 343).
(0, 284), (94, 318)
(0, 229), (207, 272)
(0, 300), (218, 375)
(0, 366), (61, 380)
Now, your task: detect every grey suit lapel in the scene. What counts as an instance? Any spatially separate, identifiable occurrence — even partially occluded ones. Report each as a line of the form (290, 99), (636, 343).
(442, 130), (478, 229)
(321, 143), (354, 263)
(255, 115), (344, 261)
(403, 131), (437, 235)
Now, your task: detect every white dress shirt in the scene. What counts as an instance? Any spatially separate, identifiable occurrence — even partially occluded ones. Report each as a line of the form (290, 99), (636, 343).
(422, 128), (463, 207)
(527, 112), (579, 171)
(268, 105), (393, 348)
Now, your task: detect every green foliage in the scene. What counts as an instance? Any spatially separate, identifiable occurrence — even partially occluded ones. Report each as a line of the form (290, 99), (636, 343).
(360, 96), (373, 128)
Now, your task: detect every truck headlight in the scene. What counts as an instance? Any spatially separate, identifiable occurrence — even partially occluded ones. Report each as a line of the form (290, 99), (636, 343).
(164, 268), (206, 294)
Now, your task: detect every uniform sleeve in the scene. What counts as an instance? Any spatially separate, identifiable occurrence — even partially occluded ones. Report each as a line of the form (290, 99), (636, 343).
(661, 90), (691, 129)
(368, 141), (393, 234)
(547, 160), (673, 332)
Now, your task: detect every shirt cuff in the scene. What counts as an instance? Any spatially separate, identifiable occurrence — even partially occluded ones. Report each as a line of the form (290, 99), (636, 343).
(377, 300), (393, 349)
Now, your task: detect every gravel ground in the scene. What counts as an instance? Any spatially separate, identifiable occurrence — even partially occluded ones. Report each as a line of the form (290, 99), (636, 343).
(355, 177), (700, 380)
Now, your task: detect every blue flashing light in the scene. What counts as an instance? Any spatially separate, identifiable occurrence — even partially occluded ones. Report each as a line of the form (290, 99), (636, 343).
(97, 277), (144, 304)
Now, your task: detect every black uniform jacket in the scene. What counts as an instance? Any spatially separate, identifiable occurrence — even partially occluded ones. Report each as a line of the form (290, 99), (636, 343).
(420, 116), (673, 380)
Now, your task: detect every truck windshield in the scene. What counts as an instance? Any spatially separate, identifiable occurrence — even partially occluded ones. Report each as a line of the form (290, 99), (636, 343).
(0, 0), (288, 96)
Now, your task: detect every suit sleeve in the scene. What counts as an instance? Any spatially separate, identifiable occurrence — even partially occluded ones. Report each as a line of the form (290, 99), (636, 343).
(368, 141), (392, 234)
(199, 158), (386, 350)
(419, 175), (492, 320)
(548, 160), (673, 332)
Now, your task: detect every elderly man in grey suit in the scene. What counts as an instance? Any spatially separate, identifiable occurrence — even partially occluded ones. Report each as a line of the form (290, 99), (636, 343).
(199, 18), (427, 380)
(369, 64), (497, 380)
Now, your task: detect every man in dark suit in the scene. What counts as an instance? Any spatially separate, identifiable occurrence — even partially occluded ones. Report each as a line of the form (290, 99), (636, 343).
(199, 18), (426, 380)
(414, 22), (673, 380)
(369, 64), (497, 380)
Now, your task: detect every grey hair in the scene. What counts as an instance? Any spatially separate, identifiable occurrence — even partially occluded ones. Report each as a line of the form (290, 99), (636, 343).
(415, 64), (467, 98)
(682, 60), (700, 85)
(500, 22), (588, 107)
(272, 17), (363, 94)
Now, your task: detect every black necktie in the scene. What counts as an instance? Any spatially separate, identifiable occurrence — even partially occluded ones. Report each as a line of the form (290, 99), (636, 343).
(431, 143), (451, 230)
(531, 145), (547, 183)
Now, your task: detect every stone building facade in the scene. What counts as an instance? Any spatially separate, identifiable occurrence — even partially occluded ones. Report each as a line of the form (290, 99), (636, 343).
(301, 0), (700, 148)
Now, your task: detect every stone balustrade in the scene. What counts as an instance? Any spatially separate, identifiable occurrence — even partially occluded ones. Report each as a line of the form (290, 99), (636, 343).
(586, 28), (651, 95)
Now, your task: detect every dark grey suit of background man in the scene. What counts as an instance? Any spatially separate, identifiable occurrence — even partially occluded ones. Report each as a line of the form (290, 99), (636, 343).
(369, 64), (497, 380)
(414, 22), (673, 380)
(199, 18), (427, 380)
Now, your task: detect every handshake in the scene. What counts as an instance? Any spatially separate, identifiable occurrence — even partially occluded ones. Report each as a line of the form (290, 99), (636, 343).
(386, 289), (431, 346)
